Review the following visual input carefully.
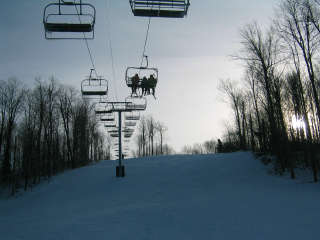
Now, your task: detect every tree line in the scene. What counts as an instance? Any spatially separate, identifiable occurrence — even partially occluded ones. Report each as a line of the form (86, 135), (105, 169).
(218, 0), (320, 182)
(0, 77), (110, 195)
(181, 139), (217, 155)
(132, 115), (174, 157)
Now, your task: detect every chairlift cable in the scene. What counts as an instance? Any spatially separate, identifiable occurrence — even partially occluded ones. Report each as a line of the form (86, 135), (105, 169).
(74, 1), (98, 78)
(83, 32), (98, 77)
(105, 0), (119, 102)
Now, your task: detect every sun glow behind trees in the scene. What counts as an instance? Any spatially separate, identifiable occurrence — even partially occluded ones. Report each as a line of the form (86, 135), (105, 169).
(291, 116), (306, 131)
(217, 0), (320, 182)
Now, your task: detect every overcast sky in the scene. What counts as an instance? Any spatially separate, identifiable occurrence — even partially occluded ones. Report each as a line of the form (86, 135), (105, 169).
(0, 0), (280, 152)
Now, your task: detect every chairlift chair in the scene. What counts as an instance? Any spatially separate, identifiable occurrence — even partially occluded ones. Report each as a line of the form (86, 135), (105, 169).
(129, 0), (190, 18)
(94, 101), (113, 115)
(125, 111), (140, 121)
(125, 121), (137, 127)
(100, 114), (115, 122)
(123, 130), (134, 135)
(125, 96), (147, 111)
(108, 130), (119, 134)
(105, 124), (117, 128)
(125, 56), (158, 98)
(123, 127), (134, 133)
(95, 109), (112, 115)
(81, 69), (108, 98)
(124, 133), (133, 138)
(125, 115), (140, 121)
(43, 0), (96, 39)
(107, 129), (119, 134)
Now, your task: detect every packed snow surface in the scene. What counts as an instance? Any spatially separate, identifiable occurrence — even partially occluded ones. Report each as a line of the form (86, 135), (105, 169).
(1, 152), (320, 240)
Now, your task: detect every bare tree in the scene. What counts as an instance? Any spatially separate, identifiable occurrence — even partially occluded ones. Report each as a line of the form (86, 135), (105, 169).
(0, 82), (6, 156)
(236, 22), (291, 173)
(155, 121), (167, 155)
(1, 78), (25, 183)
(276, 0), (320, 181)
(277, 0), (320, 128)
(58, 86), (76, 168)
(203, 140), (216, 153)
(146, 116), (155, 155)
(219, 79), (246, 150)
(134, 116), (170, 157)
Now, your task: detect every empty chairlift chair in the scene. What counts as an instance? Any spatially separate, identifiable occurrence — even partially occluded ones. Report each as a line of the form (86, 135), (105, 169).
(108, 129), (118, 133)
(82, 69), (108, 98)
(43, 0), (96, 39)
(105, 124), (117, 128)
(125, 97), (147, 111)
(110, 133), (119, 138)
(125, 111), (140, 121)
(124, 133), (133, 138)
(129, 0), (190, 18)
(123, 128), (134, 134)
(125, 121), (137, 127)
(95, 102), (113, 115)
(100, 114), (115, 122)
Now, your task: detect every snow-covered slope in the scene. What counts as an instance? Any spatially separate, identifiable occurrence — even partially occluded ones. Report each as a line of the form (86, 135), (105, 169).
(1, 152), (319, 240)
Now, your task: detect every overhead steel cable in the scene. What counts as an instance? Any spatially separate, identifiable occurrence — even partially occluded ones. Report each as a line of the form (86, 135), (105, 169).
(83, 32), (98, 77)
(73, 1), (98, 78)
(105, 0), (119, 101)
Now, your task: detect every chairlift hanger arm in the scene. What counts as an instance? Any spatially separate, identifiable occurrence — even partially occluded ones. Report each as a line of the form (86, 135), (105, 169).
(143, 55), (148, 68)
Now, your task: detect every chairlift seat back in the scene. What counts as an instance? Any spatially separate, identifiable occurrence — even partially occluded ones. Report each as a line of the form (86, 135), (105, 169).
(129, 0), (190, 18)
(125, 121), (137, 127)
(125, 116), (140, 121)
(44, 23), (93, 32)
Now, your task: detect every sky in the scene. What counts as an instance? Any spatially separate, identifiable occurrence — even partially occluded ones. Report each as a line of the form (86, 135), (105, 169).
(0, 0), (280, 152)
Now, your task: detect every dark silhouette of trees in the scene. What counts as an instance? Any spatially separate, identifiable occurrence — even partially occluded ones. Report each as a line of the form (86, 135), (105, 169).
(218, 0), (320, 182)
(133, 115), (173, 157)
(0, 77), (110, 195)
(181, 139), (217, 155)
(0, 78), (25, 183)
(155, 121), (167, 155)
